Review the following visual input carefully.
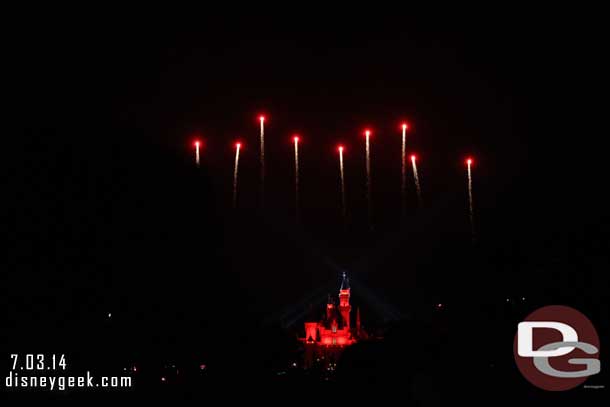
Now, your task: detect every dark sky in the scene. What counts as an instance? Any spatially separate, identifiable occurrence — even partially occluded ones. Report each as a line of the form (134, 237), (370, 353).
(4, 15), (608, 380)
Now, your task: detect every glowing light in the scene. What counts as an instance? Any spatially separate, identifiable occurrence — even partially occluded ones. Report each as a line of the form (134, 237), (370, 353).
(194, 140), (201, 166)
(259, 115), (265, 122)
(411, 153), (422, 206)
(233, 142), (242, 208)
(293, 134), (300, 217)
(401, 122), (408, 130)
(467, 158), (473, 165)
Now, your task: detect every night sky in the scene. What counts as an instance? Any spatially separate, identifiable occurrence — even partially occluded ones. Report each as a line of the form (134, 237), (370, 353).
(4, 14), (608, 401)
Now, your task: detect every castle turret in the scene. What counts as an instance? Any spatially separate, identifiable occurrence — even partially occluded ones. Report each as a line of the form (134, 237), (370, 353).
(338, 272), (351, 329)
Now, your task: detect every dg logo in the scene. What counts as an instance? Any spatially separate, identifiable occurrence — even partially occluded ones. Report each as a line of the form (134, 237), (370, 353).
(514, 305), (601, 391)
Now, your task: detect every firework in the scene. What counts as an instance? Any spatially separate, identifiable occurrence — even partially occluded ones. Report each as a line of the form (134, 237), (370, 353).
(338, 145), (346, 220)
(401, 123), (408, 214)
(293, 135), (300, 217)
(466, 157), (475, 241)
(259, 115), (265, 206)
(194, 140), (201, 167)
(411, 154), (422, 206)
(233, 142), (242, 208)
(364, 129), (372, 223)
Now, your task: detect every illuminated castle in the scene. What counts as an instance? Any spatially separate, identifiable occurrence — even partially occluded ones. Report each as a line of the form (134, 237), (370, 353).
(301, 273), (367, 368)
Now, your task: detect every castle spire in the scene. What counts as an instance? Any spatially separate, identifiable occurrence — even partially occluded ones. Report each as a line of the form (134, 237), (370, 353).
(340, 272), (350, 290)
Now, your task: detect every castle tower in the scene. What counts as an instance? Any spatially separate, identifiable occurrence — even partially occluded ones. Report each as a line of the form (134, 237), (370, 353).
(305, 322), (318, 342)
(338, 272), (351, 329)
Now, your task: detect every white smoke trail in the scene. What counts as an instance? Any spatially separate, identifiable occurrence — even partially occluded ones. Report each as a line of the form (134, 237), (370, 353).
(401, 125), (407, 215)
(259, 117), (265, 206)
(294, 137), (300, 217)
(411, 156), (422, 206)
(467, 161), (475, 241)
(195, 143), (200, 167)
(233, 144), (241, 209)
(365, 131), (371, 222)
(339, 147), (346, 220)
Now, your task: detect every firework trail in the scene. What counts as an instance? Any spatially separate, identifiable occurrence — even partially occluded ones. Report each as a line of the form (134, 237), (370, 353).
(466, 158), (475, 241)
(364, 129), (372, 223)
(411, 154), (422, 206)
(259, 115), (265, 206)
(293, 135), (300, 217)
(194, 140), (201, 167)
(338, 145), (346, 220)
(233, 142), (242, 209)
(401, 123), (407, 215)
